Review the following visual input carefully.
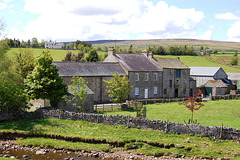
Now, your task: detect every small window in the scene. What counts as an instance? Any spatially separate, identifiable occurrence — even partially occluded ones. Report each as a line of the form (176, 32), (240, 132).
(154, 73), (158, 81)
(169, 80), (172, 87)
(154, 86), (157, 95)
(135, 73), (139, 81)
(145, 73), (149, 81)
(135, 87), (139, 96)
(183, 88), (186, 94)
(183, 79), (186, 84)
(176, 79), (180, 85)
(176, 69), (181, 77)
(164, 89), (167, 94)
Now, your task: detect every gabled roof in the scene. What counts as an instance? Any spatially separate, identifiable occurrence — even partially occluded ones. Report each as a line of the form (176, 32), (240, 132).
(115, 54), (160, 72)
(227, 73), (240, 80)
(53, 62), (126, 77)
(154, 57), (189, 69)
(200, 80), (228, 88)
(190, 67), (222, 76)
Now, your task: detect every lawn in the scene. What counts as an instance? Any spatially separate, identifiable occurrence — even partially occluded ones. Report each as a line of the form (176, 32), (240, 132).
(0, 118), (239, 158)
(103, 100), (240, 129)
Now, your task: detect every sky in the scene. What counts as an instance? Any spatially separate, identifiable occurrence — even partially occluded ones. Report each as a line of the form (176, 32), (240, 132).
(1, 0), (240, 42)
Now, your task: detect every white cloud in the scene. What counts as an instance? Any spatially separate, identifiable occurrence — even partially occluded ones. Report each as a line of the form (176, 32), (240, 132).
(195, 30), (212, 40)
(3, 0), (12, 2)
(0, 3), (7, 9)
(16, 21), (22, 25)
(10, 0), (205, 41)
(215, 12), (239, 20)
(227, 21), (240, 42)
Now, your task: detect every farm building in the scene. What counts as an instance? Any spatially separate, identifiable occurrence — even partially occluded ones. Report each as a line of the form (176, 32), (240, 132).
(52, 61), (126, 104)
(190, 67), (228, 87)
(45, 41), (64, 49)
(199, 80), (229, 96)
(227, 73), (240, 90)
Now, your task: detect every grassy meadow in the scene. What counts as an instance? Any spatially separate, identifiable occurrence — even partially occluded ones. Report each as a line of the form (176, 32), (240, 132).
(6, 47), (240, 73)
(103, 100), (240, 129)
(0, 118), (239, 158)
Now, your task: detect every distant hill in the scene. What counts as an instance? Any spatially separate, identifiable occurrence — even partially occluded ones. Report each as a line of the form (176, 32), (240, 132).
(89, 39), (240, 50)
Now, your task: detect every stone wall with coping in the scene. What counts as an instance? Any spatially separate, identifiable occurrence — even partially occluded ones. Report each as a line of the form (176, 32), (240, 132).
(1, 109), (239, 140)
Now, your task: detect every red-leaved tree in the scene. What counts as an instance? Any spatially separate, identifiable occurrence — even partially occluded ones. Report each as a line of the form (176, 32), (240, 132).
(179, 89), (205, 124)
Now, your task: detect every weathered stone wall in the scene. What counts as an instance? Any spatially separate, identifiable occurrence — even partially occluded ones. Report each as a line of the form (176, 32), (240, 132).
(129, 71), (163, 99)
(1, 109), (239, 140)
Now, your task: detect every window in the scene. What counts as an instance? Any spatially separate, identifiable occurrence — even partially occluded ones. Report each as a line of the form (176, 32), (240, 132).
(154, 86), (157, 95)
(176, 69), (181, 77)
(135, 73), (139, 81)
(183, 79), (186, 84)
(176, 79), (180, 85)
(154, 73), (158, 81)
(164, 89), (167, 94)
(169, 80), (172, 87)
(135, 87), (139, 96)
(145, 73), (149, 81)
(183, 88), (186, 94)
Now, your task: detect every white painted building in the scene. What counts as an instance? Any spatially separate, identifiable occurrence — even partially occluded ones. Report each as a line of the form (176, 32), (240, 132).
(45, 41), (64, 49)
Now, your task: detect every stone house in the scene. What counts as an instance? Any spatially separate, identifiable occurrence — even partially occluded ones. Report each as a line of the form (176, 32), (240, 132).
(227, 73), (240, 90)
(154, 57), (196, 98)
(52, 62), (126, 104)
(104, 48), (195, 98)
(45, 41), (64, 49)
(190, 67), (228, 87)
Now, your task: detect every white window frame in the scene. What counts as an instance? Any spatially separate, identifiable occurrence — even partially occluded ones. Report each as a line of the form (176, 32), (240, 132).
(135, 73), (139, 81)
(145, 73), (149, 81)
(183, 79), (186, 84)
(154, 73), (158, 81)
(154, 86), (157, 95)
(135, 87), (139, 96)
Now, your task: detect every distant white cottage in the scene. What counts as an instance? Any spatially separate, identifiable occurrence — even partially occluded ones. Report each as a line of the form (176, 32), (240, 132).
(45, 41), (64, 49)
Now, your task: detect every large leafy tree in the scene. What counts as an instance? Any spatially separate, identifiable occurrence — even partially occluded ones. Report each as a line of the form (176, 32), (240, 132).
(24, 50), (67, 107)
(87, 49), (98, 62)
(104, 72), (132, 105)
(13, 48), (35, 83)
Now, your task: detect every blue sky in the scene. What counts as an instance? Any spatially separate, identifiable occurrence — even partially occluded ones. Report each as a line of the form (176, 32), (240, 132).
(1, 0), (240, 42)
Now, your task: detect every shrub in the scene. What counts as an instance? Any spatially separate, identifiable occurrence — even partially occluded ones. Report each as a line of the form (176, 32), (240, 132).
(0, 83), (28, 113)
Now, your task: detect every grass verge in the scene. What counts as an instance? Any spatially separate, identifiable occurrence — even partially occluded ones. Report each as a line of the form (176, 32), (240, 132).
(0, 118), (239, 158)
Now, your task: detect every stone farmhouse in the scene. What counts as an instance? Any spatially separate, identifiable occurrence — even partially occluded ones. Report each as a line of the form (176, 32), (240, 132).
(53, 47), (196, 105)
(45, 41), (64, 49)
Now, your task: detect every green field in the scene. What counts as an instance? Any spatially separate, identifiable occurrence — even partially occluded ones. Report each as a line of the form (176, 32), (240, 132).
(0, 118), (239, 159)
(6, 48), (240, 73)
(103, 100), (240, 129)
(155, 55), (240, 73)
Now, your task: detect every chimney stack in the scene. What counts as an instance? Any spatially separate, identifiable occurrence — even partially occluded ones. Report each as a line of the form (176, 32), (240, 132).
(108, 47), (115, 56)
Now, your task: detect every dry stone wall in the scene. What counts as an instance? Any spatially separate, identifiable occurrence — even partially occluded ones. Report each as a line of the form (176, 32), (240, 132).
(0, 109), (239, 140)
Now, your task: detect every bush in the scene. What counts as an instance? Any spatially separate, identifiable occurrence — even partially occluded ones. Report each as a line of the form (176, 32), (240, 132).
(0, 84), (28, 113)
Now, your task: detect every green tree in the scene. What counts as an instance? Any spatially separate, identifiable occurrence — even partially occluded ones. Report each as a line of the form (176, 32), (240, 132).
(230, 50), (238, 65)
(0, 83), (28, 113)
(87, 49), (98, 62)
(104, 72), (132, 105)
(0, 39), (21, 85)
(24, 50), (67, 108)
(31, 37), (39, 48)
(13, 48), (35, 82)
(64, 77), (88, 111)
(128, 44), (133, 54)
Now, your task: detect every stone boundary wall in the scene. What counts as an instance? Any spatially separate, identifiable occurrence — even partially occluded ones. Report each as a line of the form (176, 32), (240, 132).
(211, 94), (240, 101)
(1, 109), (239, 140)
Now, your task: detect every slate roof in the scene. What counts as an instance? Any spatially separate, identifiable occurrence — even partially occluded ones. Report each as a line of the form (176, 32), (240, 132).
(200, 80), (228, 88)
(67, 85), (94, 95)
(52, 62), (126, 77)
(227, 73), (240, 80)
(190, 67), (221, 76)
(115, 54), (160, 71)
(154, 57), (189, 69)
